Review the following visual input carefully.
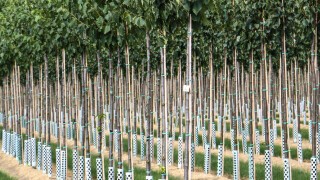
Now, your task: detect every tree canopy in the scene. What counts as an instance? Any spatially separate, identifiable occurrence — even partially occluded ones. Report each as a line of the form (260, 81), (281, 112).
(0, 0), (317, 83)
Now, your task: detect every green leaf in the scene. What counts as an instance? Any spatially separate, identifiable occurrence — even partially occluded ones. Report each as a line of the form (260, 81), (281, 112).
(96, 16), (104, 29)
(35, 15), (41, 22)
(192, 1), (202, 15)
(104, 25), (111, 34)
(123, 11), (132, 23)
(182, 1), (190, 11)
(134, 17), (146, 27)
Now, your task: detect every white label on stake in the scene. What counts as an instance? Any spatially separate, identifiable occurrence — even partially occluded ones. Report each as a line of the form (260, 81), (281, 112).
(183, 85), (190, 92)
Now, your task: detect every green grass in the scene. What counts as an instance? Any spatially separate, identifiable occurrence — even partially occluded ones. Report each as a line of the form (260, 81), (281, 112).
(137, 123), (313, 161)
(214, 133), (312, 161)
(48, 140), (179, 179)
(0, 124), (316, 179)
(117, 131), (319, 179)
(215, 120), (309, 141)
(0, 171), (16, 180)
(0, 126), (178, 179)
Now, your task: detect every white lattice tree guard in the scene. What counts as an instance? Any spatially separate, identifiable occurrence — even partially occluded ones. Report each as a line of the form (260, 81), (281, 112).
(157, 137), (161, 165)
(108, 167), (114, 180)
(212, 122), (216, 149)
(293, 119), (297, 143)
(16, 135), (21, 163)
(78, 156), (85, 180)
(242, 130), (247, 154)
(178, 136), (183, 168)
(115, 129), (119, 153)
(191, 143), (195, 171)
(231, 129), (235, 150)
(24, 141), (28, 165)
(42, 144), (47, 173)
(255, 130), (260, 155)
(297, 133), (303, 163)
(2, 130), (6, 152)
(168, 138), (173, 166)
(217, 145), (223, 176)
(309, 121), (312, 144)
(61, 150), (67, 179)
(96, 158), (103, 180)
(245, 118), (249, 136)
(56, 148), (61, 179)
(31, 138), (36, 167)
(195, 127), (199, 147)
(283, 158), (291, 180)
(202, 127), (207, 145)
(6, 132), (10, 154)
(270, 131), (274, 156)
(72, 149), (78, 179)
(265, 150), (272, 180)
(133, 133), (137, 157)
(46, 146), (52, 177)
(27, 139), (31, 165)
(233, 150), (239, 180)
(126, 172), (133, 180)
(150, 135), (154, 162)
(103, 118), (106, 149)
(317, 123), (320, 162)
(273, 120), (277, 139)
(11, 133), (15, 156)
(85, 157), (92, 180)
(9, 133), (12, 155)
(248, 146), (255, 180)
(8, 132), (11, 155)
(117, 168), (124, 180)
(310, 157), (317, 180)
(14, 133), (17, 156)
(204, 143), (210, 174)
(37, 141), (42, 170)
(5, 131), (9, 153)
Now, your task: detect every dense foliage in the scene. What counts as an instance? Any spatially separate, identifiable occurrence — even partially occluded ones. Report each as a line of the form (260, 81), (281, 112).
(0, 0), (317, 83)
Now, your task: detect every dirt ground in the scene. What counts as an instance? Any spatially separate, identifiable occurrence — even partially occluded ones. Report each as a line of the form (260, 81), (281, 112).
(0, 150), (50, 180)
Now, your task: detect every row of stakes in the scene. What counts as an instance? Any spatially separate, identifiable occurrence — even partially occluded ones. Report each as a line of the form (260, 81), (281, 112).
(0, 99), (319, 180)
